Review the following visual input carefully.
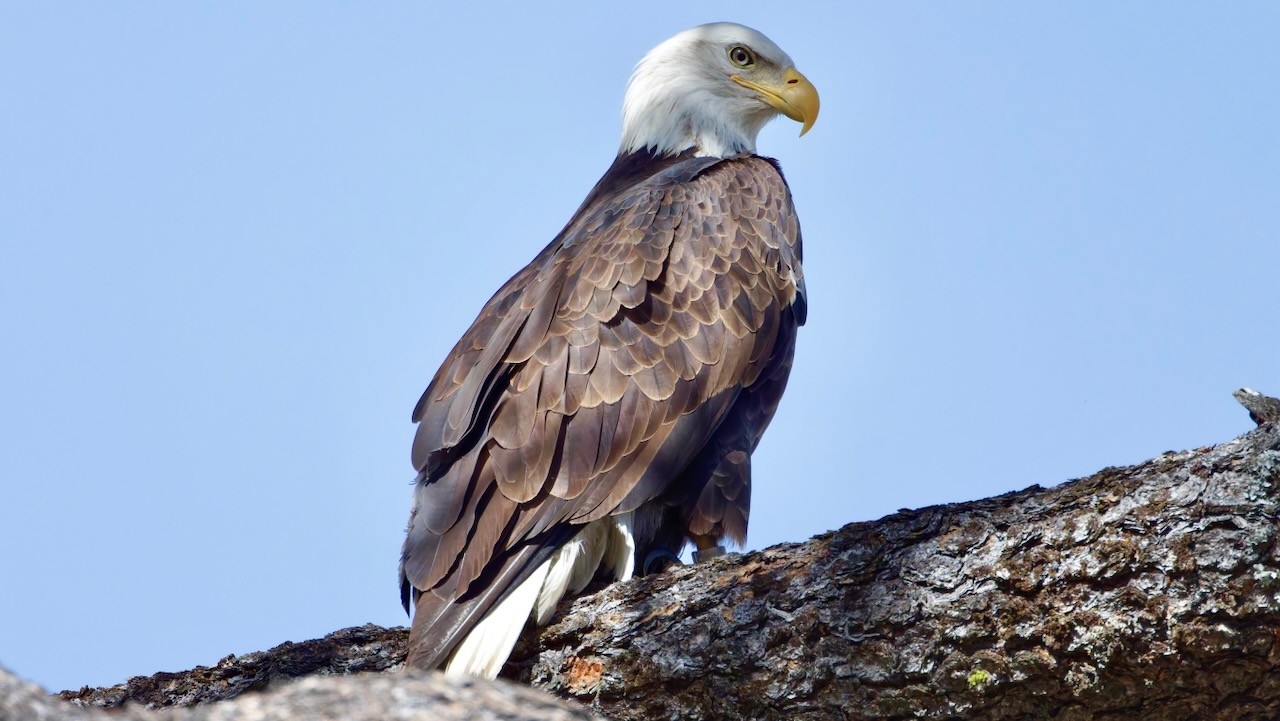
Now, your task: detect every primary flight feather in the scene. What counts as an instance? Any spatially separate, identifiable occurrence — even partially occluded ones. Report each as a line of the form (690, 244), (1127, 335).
(399, 21), (819, 677)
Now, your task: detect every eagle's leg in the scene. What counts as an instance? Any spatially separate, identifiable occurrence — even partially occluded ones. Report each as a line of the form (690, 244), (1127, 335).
(643, 547), (684, 575)
(690, 533), (727, 564)
(634, 503), (689, 576)
(633, 504), (730, 574)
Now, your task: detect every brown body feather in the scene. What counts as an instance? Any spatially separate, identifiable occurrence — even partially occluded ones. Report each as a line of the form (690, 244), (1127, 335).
(400, 150), (806, 670)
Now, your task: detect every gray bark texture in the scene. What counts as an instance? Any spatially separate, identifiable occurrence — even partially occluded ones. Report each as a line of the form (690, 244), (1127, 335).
(32, 417), (1280, 720)
(1235, 388), (1280, 426)
(8, 665), (602, 721)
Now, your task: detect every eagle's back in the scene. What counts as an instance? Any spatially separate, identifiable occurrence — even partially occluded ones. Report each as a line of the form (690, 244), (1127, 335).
(401, 151), (805, 671)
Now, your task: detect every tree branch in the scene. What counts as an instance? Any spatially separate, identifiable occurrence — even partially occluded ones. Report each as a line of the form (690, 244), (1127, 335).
(52, 419), (1280, 720)
(512, 422), (1280, 720)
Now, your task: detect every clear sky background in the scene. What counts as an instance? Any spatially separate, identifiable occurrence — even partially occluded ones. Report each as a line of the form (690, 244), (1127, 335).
(2, 2), (1277, 693)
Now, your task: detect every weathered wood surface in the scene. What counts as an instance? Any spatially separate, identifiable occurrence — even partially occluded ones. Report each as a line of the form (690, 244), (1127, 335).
(49, 419), (1280, 720)
(58, 624), (406, 709)
(11, 665), (602, 721)
(514, 422), (1280, 720)
(1235, 388), (1280, 426)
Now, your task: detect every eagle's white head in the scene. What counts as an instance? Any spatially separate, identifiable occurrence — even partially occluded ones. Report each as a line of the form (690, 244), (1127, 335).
(619, 22), (820, 158)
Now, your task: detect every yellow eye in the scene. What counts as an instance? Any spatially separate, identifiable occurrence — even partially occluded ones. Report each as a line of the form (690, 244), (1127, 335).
(728, 45), (755, 68)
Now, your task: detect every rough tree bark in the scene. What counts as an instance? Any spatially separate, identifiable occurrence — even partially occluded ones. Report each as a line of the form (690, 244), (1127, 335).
(7, 666), (602, 721)
(512, 421), (1280, 720)
(51, 412), (1280, 721)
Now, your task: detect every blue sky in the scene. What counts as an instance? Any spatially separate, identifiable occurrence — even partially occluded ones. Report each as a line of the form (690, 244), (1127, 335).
(2, 3), (1276, 693)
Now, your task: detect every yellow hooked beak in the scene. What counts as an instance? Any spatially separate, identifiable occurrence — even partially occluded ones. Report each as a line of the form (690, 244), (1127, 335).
(731, 67), (820, 136)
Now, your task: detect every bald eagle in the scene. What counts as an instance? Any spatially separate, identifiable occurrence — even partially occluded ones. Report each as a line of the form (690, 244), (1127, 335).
(400, 22), (819, 676)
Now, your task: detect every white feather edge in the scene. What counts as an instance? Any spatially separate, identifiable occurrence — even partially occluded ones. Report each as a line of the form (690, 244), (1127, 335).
(443, 512), (636, 678)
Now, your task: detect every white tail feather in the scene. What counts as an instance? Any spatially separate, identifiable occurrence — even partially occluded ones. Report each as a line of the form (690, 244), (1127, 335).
(443, 513), (637, 678)
(443, 560), (549, 678)
(535, 522), (606, 624)
(607, 511), (636, 582)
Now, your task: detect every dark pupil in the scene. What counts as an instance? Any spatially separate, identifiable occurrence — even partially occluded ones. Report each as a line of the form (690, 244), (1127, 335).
(734, 48), (749, 64)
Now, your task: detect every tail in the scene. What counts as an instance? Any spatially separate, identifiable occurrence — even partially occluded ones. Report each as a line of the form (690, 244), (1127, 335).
(406, 534), (567, 673)
(405, 514), (636, 677)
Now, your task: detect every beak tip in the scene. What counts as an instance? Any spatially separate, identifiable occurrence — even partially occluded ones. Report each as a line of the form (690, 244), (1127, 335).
(785, 68), (818, 139)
